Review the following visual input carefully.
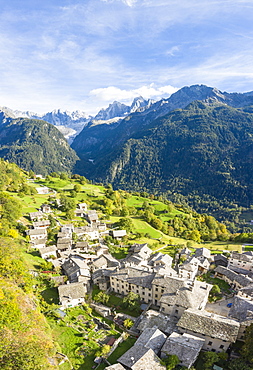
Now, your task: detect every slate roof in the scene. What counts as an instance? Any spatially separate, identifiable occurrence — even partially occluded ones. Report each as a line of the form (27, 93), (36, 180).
(110, 267), (155, 289)
(40, 245), (57, 255)
(29, 211), (43, 220)
(137, 309), (177, 335)
(177, 309), (240, 342)
(93, 255), (108, 268)
(194, 247), (211, 259)
(27, 228), (47, 236)
(229, 294), (253, 321)
(118, 345), (166, 370)
(159, 279), (212, 309)
(112, 230), (127, 238)
(30, 238), (47, 246)
(58, 282), (86, 301)
(152, 273), (212, 309)
(230, 252), (253, 262)
(32, 220), (50, 228)
(161, 332), (205, 368)
(215, 266), (252, 287)
(134, 327), (167, 354)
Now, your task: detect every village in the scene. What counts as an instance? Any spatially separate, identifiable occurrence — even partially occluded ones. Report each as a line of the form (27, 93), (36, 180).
(27, 186), (253, 370)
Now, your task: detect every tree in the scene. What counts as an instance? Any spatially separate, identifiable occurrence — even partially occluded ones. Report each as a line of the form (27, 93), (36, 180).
(122, 292), (140, 311)
(94, 291), (109, 305)
(202, 351), (219, 370)
(163, 354), (180, 370)
(73, 184), (82, 192)
(117, 217), (134, 233)
(241, 323), (253, 362)
(95, 344), (110, 358)
(60, 194), (76, 212)
(123, 318), (134, 329)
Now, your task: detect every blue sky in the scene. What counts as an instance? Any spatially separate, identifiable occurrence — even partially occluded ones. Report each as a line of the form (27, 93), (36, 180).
(1, 0), (253, 115)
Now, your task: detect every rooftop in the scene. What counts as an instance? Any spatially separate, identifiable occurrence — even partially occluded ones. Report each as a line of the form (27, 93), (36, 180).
(177, 308), (240, 342)
(161, 332), (205, 368)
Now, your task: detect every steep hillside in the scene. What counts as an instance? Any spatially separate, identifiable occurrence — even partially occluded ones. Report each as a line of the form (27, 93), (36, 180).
(73, 101), (253, 208)
(0, 118), (78, 176)
(72, 84), (253, 161)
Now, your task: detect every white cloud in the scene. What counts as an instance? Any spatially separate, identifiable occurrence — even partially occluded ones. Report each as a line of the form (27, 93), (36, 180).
(89, 84), (178, 103)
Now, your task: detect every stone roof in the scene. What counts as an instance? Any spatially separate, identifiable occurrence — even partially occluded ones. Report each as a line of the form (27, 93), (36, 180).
(75, 241), (89, 249)
(93, 255), (108, 268)
(57, 237), (72, 244)
(27, 228), (47, 236)
(177, 309), (240, 342)
(29, 211), (43, 219)
(58, 282), (86, 301)
(57, 243), (71, 250)
(112, 230), (127, 238)
(215, 266), (252, 287)
(214, 254), (228, 263)
(161, 332), (205, 368)
(239, 283), (253, 297)
(118, 345), (166, 370)
(229, 294), (253, 321)
(134, 327), (167, 354)
(131, 243), (152, 254)
(137, 309), (177, 335)
(230, 252), (252, 262)
(33, 220), (50, 227)
(194, 247), (211, 259)
(159, 279), (212, 309)
(30, 238), (47, 246)
(40, 245), (57, 255)
(110, 267), (155, 289)
(153, 273), (211, 309)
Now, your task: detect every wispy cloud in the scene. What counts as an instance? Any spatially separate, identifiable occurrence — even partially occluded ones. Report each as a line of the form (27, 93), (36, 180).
(1, 0), (253, 114)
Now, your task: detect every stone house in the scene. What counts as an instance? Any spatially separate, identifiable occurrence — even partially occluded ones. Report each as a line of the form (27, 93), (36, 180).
(110, 267), (155, 303)
(32, 219), (50, 229)
(129, 243), (153, 260)
(58, 282), (87, 309)
(161, 332), (205, 369)
(62, 255), (90, 285)
(177, 308), (240, 352)
(27, 228), (47, 241)
(40, 203), (51, 213)
(228, 252), (253, 273)
(110, 230), (127, 239)
(39, 245), (57, 260)
(214, 266), (252, 291)
(154, 275), (212, 318)
(29, 211), (44, 221)
(30, 238), (47, 249)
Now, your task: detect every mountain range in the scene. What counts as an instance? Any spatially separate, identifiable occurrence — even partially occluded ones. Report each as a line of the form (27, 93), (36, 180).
(0, 96), (153, 142)
(2, 84), (253, 213)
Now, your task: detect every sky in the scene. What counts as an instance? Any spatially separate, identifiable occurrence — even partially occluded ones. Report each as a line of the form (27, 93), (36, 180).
(1, 0), (253, 115)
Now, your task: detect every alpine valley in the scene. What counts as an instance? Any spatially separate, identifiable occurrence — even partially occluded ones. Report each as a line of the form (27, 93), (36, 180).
(2, 84), (253, 224)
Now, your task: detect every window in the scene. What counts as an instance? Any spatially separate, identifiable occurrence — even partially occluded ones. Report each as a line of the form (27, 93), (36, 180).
(155, 287), (158, 291)
(155, 294), (158, 298)
(175, 309), (178, 314)
(208, 341), (212, 345)
(220, 345), (224, 349)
